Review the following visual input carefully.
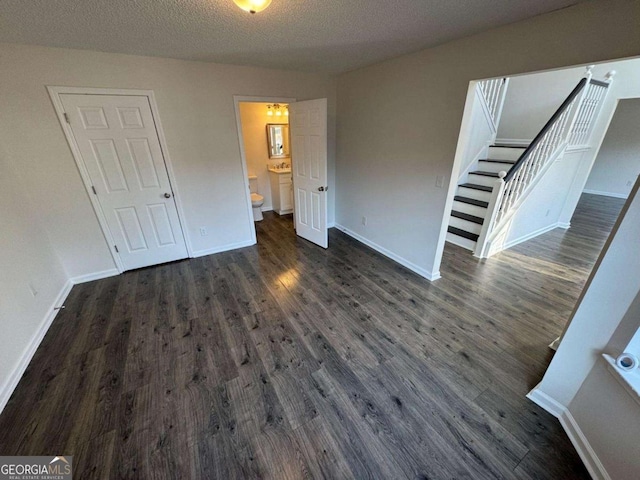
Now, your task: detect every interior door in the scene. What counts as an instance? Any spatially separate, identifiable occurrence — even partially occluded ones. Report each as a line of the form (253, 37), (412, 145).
(289, 98), (328, 248)
(60, 94), (188, 271)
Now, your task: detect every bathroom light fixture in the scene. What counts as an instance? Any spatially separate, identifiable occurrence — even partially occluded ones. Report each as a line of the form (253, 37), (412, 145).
(266, 103), (287, 116)
(233, 0), (272, 14)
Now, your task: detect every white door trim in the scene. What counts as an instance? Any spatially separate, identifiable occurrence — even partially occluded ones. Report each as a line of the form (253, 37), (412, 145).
(47, 86), (192, 273)
(233, 95), (296, 243)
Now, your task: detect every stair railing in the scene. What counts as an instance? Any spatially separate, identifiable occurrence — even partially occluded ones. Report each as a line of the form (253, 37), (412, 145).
(568, 71), (614, 147)
(475, 66), (614, 258)
(495, 76), (588, 224)
(478, 77), (509, 130)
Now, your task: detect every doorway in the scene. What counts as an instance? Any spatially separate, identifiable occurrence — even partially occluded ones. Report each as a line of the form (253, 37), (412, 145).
(234, 96), (330, 249)
(49, 87), (189, 272)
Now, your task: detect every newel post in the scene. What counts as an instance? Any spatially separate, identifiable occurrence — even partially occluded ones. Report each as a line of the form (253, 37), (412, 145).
(474, 171), (506, 258)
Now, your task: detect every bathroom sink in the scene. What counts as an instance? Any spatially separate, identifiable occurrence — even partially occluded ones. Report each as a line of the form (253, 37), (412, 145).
(268, 167), (291, 174)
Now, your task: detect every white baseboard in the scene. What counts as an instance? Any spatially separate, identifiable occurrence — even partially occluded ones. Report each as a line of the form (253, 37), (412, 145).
(502, 222), (560, 251)
(549, 336), (561, 350)
(527, 384), (611, 480)
(494, 138), (532, 147)
(526, 384), (566, 418)
(191, 239), (255, 258)
(0, 279), (73, 414)
(582, 189), (628, 199)
(558, 222), (571, 229)
(327, 221), (335, 228)
(70, 268), (119, 284)
(334, 224), (440, 281)
(560, 409), (611, 480)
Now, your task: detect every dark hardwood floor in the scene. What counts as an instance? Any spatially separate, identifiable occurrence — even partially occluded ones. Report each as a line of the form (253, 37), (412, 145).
(0, 193), (625, 479)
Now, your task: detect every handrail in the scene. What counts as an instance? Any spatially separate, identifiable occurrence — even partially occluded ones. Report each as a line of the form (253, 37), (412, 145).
(504, 77), (587, 183)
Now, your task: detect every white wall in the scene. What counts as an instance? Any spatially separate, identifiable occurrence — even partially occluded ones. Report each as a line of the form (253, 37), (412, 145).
(239, 102), (290, 211)
(534, 178), (640, 406)
(495, 149), (586, 251)
(497, 66), (583, 142)
(335, 0), (640, 280)
(0, 151), (68, 412)
(530, 179), (640, 479)
(0, 42), (336, 413)
(567, 288), (640, 480)
(456, 84), (495, 183)
(0, 42), (336, 277)
(584, 98), (640, 199)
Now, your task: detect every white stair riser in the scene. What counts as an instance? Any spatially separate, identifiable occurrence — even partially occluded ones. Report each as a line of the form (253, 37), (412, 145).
(446, 232), (477, 251)
(467, 174), (498, 188)
(449, 216), (482, 235)
(477, 161), (514, 174)
(488, 146), (525, 161)
(452, 200), (487, 218)
(457, 186), (492, 202)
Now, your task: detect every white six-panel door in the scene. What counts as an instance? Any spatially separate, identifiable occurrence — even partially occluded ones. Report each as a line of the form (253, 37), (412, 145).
(60, 94), (188, 271)
(289, 98), (328, 248)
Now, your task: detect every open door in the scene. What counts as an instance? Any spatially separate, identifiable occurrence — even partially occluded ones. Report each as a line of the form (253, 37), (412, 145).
(289, 98), (328, 248)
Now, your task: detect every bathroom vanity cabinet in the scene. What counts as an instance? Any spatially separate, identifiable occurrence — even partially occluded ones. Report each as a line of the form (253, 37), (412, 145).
(268, 168), (293, 215)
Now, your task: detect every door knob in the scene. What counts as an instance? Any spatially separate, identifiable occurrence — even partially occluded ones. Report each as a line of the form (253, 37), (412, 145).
(164, 193), (172, 198)
(318, 186), (325, 192)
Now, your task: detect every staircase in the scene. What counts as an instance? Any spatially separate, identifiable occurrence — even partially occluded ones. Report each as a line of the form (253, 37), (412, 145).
(446, 66), (614, 258)
(447, 145), (524, 250)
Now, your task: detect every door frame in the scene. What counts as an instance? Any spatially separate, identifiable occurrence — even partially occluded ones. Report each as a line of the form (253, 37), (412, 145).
(47, 86), (192, 273)
(233, 95), (296, 243)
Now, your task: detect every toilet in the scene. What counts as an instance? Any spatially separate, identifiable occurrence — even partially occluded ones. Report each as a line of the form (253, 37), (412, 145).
(248, 175), (264, 221)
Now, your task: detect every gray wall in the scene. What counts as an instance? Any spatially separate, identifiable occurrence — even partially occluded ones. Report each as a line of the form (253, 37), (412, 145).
(335, 0), (640, 279)
(585, 98), (640, 198)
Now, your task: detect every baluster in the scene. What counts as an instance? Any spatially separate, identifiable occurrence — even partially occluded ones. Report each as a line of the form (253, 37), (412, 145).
(580, 86), (603, 145)
(488, 80), (498, 119)
(574, 87), (595, 145)
(493, 79), (502, 119)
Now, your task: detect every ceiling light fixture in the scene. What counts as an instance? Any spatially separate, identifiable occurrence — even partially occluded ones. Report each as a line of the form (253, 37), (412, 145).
(233, 0), (272, 14)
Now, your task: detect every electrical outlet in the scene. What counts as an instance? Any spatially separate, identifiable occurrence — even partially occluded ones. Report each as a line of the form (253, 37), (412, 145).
(435, 175), (445, 188)
(28, 282), (38, 298)
(200, 227), (207, 236)
(362, 216), (367, 226)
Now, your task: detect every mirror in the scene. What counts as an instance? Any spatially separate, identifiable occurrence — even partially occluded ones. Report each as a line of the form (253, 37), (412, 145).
(266, 124), (290, 158)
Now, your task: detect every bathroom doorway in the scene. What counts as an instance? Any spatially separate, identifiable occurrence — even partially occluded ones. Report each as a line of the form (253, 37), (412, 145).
(234, 96), (296, 243)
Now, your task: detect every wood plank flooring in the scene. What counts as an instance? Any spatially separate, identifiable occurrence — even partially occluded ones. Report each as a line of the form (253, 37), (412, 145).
(0, 193), (624, 479)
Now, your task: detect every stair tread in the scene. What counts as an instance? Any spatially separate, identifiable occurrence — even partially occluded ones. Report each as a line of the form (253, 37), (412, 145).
(454, 195), (489, 208)
(480, 159), (517, 164)
(459, 183), (492, 192)
(491, 144), (528, 148)
(470, 171), (500, 177)
(451, 210), (484, 225)
(447, 226), (479, 242)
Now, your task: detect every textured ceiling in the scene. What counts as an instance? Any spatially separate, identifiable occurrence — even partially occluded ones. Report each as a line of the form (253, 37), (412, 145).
(0, 0), (584, 73)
